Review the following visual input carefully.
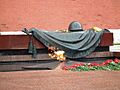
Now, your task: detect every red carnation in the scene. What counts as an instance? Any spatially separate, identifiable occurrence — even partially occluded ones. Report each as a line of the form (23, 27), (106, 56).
(73, 63), (81, 67)
(69, 66), (76, 69)
(73, 63), (85, 67)
(100, 62), (106, 66)
(88, 62), (100, 66)
(114, 58), (120, 63)
(62, 66), (69, 70)
(103, 59), (113, 65)
(78, 63), (85, 66)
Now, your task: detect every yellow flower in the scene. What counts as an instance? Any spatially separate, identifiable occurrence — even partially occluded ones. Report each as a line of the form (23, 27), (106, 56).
(93, 26), (102, 32)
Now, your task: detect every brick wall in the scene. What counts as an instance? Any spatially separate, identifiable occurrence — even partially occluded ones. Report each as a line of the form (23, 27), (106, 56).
(0, 0), (120, 32)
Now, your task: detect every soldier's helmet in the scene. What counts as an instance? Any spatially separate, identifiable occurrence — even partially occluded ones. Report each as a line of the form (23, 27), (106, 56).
(68, 21), (83, 32)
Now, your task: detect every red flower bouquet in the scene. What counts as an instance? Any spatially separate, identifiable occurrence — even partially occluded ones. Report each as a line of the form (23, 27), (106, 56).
(62, 58), (120, 71)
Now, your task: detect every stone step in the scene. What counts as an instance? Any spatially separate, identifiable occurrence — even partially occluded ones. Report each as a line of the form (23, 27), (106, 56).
(0, 53), (52, 62)
(0, 60), (60, 72)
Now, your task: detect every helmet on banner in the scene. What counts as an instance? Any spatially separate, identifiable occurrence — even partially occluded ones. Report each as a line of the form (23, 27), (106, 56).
(68, 21), (83, 32)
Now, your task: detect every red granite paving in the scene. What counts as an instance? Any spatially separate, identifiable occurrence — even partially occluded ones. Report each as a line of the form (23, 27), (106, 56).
(0, 70), (120, 90)
(0, 0), (120, 32)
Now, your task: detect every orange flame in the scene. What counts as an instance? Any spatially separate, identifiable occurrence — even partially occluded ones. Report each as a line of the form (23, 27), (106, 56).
(48, 47), (66, 61)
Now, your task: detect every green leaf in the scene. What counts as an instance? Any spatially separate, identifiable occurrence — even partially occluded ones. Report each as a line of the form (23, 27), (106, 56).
(109, 61), (117, 66)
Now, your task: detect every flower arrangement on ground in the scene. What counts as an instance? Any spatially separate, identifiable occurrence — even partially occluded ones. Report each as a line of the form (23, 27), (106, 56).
(62, 58), (120, 71)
